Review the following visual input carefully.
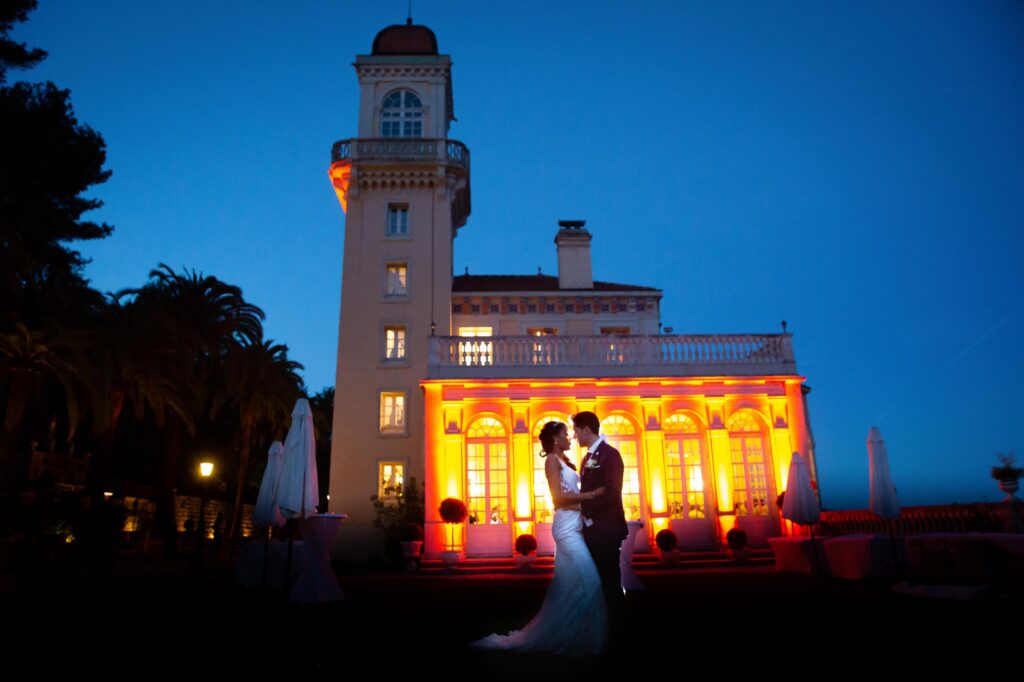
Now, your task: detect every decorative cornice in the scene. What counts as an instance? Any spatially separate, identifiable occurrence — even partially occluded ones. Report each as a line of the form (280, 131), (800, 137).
(356, 65), (450, 79)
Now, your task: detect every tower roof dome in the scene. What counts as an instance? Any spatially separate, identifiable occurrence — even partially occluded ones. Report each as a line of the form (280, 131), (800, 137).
(372, 20), (439, 56)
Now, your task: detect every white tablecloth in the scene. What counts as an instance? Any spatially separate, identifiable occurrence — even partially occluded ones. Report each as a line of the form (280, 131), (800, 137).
(822, 534), (906, 579)
(236, 541), (304, 587)
(290, 514), (346, 603)
(768, 536), (829, 575)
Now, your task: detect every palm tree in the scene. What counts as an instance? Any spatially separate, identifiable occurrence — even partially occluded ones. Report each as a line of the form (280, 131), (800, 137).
(0, 321), (92, 488)
(87, 295), (197, 498)
(119, 264), (265, 542)
(213, 339), (304, 541)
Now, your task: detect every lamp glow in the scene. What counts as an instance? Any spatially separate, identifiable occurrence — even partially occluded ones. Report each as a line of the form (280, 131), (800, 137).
(200, 462), (214, 477)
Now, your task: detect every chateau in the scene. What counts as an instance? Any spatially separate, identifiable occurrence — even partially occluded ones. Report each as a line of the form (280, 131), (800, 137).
(328, 22), (817, 560)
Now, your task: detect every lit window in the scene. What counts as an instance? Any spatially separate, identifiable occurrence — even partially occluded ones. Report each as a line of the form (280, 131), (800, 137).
(600, 327), (630, 336)
(457, 327), (492, 337)
(386, 263), (407, 296)
(387, 205), (409, 237)
(378, 462), (405, 498)
(384, 326), (406, 361)
(380, 392), (406, 432)
(380, 90), (423, 138)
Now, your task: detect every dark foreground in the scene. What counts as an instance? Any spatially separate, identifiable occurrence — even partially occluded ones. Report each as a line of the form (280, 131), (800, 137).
(4, 550), (1020, 679)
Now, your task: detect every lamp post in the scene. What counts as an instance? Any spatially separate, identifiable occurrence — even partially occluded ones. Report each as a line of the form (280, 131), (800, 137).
(192, 461), (214, 571)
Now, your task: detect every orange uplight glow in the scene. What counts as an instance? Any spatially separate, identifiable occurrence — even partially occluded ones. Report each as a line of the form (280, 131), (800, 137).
(649, 478), (666, 515)
(716, 469), (732, 512)
(650, 516), (670, 536)
(420, 375), (812, 557)
(328, 162), (351, 213)
(516, 478), (532, 520)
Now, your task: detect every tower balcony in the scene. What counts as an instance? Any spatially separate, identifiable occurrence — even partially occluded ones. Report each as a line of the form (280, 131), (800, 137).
(426, 334), (797, 379)
(331, 137), (470, 173)
(330, 137), (471, 228)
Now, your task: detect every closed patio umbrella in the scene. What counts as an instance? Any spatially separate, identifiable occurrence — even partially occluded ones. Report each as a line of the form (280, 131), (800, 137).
(278, 398), (319, 519)
(868, 427), (900, 519)
(782, 451), (822, 574)
(253, 441), (286, 528)
(867, 426), (902, 578)
(277, 398), (320, 590)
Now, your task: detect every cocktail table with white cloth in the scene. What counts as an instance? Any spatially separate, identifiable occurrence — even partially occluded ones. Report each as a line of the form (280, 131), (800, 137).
(289, 513), (347, 603)
(768, 536), (829, 575)
(822, 533), (906, 579)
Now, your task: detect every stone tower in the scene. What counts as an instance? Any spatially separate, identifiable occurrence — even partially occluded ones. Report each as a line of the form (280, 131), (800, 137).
(327, 21), (470, 559)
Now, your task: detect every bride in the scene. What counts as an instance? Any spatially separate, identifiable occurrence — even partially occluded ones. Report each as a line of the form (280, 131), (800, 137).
(470, 421), (608, 656)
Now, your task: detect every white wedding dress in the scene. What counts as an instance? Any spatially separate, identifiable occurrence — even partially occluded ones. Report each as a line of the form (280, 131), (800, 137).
(470, 456), (608, 656)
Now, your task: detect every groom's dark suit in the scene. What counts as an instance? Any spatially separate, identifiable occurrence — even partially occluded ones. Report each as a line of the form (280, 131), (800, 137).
(579, 437), (629, 654)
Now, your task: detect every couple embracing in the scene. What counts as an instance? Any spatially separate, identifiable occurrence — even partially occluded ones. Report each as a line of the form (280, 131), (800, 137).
(471, 412), (628, 657)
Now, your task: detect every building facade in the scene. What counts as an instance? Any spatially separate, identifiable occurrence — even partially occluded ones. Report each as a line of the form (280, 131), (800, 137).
(329, 23), (818, 561)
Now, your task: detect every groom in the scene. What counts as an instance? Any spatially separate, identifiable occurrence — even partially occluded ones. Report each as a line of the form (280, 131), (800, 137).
(573, 411), (629, 655)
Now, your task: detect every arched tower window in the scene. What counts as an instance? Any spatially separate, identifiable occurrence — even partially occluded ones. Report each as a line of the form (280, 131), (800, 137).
(727, 410), (770, 517)
(380, 89), (423, 137)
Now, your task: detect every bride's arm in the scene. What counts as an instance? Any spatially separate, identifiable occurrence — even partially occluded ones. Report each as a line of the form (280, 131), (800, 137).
(544, 456), (603, 508)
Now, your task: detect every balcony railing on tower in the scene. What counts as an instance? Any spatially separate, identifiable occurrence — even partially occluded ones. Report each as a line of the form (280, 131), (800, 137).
(427, 334), (797, 379)
(331, 137), (470, 173)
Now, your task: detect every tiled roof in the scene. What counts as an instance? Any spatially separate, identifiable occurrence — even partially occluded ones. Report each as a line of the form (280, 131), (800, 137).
(451, 274), (660, 293)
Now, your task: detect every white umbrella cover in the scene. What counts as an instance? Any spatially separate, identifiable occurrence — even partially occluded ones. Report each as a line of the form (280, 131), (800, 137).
(277, 398), (320, 519)
(253, 441), (286, 527)
(867, 426), (900, 519)
(782, 451), (820, 526)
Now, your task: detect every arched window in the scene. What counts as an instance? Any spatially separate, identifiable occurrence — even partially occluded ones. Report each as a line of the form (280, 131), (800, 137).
(466, 416), (509, 525)
(663, 413), (705, 519)
(601, 415), (643, 521)
(380, 89), (423, 137)
(727, 410), (770, 517)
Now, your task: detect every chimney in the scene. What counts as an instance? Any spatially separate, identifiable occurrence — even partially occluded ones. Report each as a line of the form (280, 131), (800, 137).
(555, 220), (593, 289)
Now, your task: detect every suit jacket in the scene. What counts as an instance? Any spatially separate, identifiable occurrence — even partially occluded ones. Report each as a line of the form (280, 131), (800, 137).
(579, 439), (628, 543)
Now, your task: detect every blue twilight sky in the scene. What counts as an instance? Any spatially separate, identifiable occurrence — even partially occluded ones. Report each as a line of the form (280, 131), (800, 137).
(13, 1), (1024, 510)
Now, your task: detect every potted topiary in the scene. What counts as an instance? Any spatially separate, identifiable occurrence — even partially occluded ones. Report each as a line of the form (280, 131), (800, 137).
(726, 527), (750, 562)
(514, 534), (538, 568)
(655, 528), (680, 564)
(399, 523), (423, 571)
(439, 498), (468, 567)
(991, 452), (1022, 501)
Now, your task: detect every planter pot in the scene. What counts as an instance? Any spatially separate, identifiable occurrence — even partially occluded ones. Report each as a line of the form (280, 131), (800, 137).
(440, 550), (462, 567)
(515, 554), (537, 568)
(400, 541), (423, 571)
(729, 547), (751, 562)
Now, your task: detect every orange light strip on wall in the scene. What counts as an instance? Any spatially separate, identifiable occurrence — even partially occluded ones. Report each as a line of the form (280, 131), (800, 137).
(328, 162), (351, 213)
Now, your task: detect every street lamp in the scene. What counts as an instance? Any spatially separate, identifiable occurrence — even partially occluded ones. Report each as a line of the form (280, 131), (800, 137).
(192, 461), (214, 571)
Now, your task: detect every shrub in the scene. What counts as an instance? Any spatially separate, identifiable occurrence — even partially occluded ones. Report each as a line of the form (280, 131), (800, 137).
(655, 528), (678, 552)
(726, 527), (748, 550)
(514, 534), (537, 556)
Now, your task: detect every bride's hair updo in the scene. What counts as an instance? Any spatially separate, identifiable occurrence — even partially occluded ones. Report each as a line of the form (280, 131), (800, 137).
(538, 421), (564, 455)
(538, 421), (576, 470)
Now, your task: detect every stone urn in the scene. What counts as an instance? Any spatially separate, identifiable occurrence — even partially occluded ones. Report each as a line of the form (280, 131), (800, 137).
(400, 541), (423, 571)
(515, 554), (537, 568)
(998, 479), (1019, 502)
